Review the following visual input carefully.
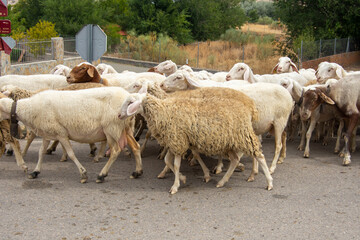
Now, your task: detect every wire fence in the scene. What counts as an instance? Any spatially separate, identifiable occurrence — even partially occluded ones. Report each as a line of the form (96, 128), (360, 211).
(10, 38), (79, 65)
(298, 37), (357, 63)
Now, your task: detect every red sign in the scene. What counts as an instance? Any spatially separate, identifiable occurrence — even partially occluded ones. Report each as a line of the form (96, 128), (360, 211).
(0, 0), (7, 17)
(0, 20), (10, 34)
(0, 37), (16, 55)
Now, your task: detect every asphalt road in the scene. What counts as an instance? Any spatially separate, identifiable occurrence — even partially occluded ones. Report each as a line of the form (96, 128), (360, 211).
(0, 63), (359, 240)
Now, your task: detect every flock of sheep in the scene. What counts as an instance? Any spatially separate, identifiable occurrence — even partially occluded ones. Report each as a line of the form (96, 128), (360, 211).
(0, 56), (359, 194)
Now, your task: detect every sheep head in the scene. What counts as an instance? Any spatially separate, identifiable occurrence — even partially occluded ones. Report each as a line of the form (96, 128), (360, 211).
(67, 62), (101, 84)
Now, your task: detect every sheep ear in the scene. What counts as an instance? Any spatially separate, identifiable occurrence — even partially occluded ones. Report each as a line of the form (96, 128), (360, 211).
(244, 67), (254, 83)
(290, 62), (299, 73)
(272, 64), (278, 73)
(335, 65), (345, 78)
(183, 72), (201, 88)
(127, 100), (142, 116)
(87, 67), (95, 78)
(138, 83), (148, 94)
(318, 92), (335, 105)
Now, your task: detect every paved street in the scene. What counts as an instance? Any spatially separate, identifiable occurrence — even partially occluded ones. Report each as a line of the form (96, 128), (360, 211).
(0, 62), (359, 240)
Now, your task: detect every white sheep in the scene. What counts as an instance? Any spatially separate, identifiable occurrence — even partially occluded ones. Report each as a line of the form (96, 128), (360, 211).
(96, 63), (118, 75)
(0, 87), (143, 183)
(226, 62), (310, 86)
(161, 70), (249, 91)
(50, 64), (72, 77)
(119, 87), (273, 194)
(151, 60), (178, 76)
(272, 56), (316, 81)
(0, 74), (68, 91)
(161, 71), (294, 178)
(315, 61), (360, 84)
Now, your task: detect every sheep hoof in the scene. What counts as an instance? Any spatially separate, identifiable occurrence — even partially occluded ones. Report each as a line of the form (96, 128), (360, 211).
(80, 177), (88, 184)
(266, 185), (273, 191)
(92, 158), (99, 163)
(89, 147), (97, 157)
(342, 156), (351, 166)
(130, 170), (143, 179)
(179, 175), (186, 184)
(216, 181), (225, 188)
(269, 168), (275, 175)
(277, 158), (284, 164)
(6, 149), (13, 156)
(247, 176), (255, 182)
(203, 176), (210, 183)
(28, 171), (40, 179)
(169, 186), (178, 194)
(46, 149), (53, 155)
(96, 174), (107, 183)
(303, 153), (309, 158)
(297, 146), (303, 151)
(21, 165), (28, 173)
(235, 163), (245, 172)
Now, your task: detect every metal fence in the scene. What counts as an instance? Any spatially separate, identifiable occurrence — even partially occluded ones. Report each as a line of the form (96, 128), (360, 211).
(10, 39), (53, 65)
(298, 37), (357, 63)
(10, 38), (79, 65)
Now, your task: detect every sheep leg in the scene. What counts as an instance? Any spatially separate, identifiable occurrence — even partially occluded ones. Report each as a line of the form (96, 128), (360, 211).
(350, 126), (357, 153)
(93, 141), (107, 162)
(277, 131), (287, 164)
(255, 153), (273, 190)
(303, 120), (317, 158)
(6, 144), (13, 156)
(170, 155), (182, 194)
(158, 146), (168, 160)
(21, 131), (36, 156)
(89, 143), (97, 157)
(46, 140), (59, 154)
(162, 151), (186, 184)
(157, 165), (171, 179)
(334, 120), (344, 153)
(59, 143), (68, 162)
(96, 142), (121, 183)
(212, 156), (224, 174)
(58, 138), (88, 183)
(269, 126), (284, 174)
(216, 151), (239, 188)
(298, 120), (307, 151)
(126, 133), (143, 178)
(28, 139), (50, 179)
(342, 114), (358, 165)
(247, 157), (259, 182)
(9, 140), (27, 172)
(140, 131), (151, 154)
(191, 151), (210, 183)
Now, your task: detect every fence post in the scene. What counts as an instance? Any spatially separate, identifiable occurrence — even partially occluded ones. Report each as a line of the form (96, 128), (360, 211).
(0, 51), (11, 76)
(319, 39), (322, 58)
(51, 37), (64, 64)
(159, 39), (161, 63)
(242, 46), (245, 62)
(197, 42), (199, 68)
(346, 37), (350, 53)
(334, 38), (337, 55)
(300, 41), (303, 68)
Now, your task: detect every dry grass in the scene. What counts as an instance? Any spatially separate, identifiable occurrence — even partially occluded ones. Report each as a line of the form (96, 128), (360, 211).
(180, 40), (281, 74)
(241, 23), (285, 36)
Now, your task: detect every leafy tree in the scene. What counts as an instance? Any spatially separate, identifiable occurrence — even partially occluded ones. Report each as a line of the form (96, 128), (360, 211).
(176, 0), (246, 41)
(125, 0), (192, 44)
(274, 0), (360, 40)
(15, 0), (44, 29)
(42, 0), (102, 36)
(95, 0), (130, 26)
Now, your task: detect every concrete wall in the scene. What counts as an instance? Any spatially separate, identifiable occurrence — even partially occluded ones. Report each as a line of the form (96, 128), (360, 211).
(0, 37), (86, 76)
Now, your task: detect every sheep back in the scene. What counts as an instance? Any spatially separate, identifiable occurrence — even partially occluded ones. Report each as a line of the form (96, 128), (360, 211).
(144, 91), (261, 157)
